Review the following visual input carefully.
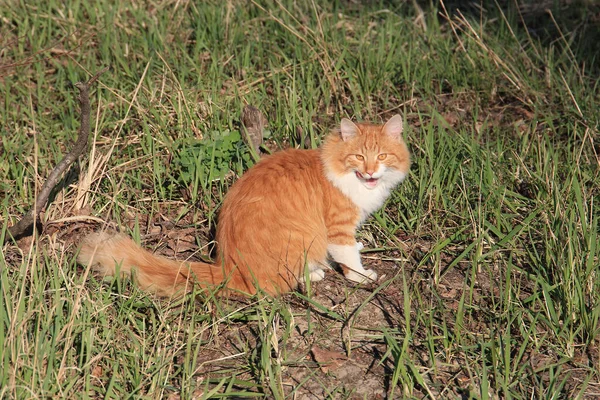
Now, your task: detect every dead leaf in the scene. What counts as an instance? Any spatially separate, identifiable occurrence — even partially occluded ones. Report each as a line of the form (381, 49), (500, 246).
(73, 205), (92, 216)
(442, 112), (459, 127)
(164, 228), (198, 253)
(91, 365), (102, 378)
(166, 237), (197, 253)
(149, 224), (161, 235)
(311, 346), (348, 373)
(16, 235), (34, 253)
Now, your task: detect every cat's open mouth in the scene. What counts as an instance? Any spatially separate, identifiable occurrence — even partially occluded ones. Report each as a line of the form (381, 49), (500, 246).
(355, 171), (379, 188)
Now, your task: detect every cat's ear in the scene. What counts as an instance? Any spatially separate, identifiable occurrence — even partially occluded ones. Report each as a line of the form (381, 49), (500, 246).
(340, 118), (359, 142)
(382, 114), (404, 140)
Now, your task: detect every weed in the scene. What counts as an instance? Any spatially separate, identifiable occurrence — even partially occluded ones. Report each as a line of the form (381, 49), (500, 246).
(1, 0), (599, 398)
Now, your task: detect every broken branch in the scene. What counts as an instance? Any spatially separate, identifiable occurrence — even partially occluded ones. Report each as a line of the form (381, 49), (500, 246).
(4, 66), (108, 242)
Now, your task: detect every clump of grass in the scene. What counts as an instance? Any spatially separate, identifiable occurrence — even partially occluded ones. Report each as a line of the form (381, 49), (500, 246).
(1, 0), (599, 398)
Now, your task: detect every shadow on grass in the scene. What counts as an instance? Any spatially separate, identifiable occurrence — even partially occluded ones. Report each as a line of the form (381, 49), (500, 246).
(343, 0), (599, 76)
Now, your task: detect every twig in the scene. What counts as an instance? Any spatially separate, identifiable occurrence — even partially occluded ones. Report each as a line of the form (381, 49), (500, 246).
(4, 66), (108, 242)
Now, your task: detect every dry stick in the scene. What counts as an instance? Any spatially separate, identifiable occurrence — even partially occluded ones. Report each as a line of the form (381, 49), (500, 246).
(5, 66), (108, 242)
(241, 105), (266, 161)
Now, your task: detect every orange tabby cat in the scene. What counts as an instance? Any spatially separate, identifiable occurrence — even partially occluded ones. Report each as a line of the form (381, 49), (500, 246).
(78, 115), (411, 296)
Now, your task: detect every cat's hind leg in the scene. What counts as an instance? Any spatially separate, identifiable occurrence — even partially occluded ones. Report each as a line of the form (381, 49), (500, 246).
(308, 266), (326, 282)
(299, 261), (327, 283)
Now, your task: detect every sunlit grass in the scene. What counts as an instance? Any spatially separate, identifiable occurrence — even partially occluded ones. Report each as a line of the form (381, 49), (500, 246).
(1, 0), (599, 398)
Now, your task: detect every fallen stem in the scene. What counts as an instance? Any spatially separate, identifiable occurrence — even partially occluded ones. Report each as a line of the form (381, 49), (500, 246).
(4, 66), (108, 242)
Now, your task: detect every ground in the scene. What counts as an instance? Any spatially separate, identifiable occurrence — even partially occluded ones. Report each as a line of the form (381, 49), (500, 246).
(1, 0), (599, 398)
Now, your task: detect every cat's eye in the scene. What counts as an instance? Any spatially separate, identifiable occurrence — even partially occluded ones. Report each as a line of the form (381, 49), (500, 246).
(355, 154), (365, 161)
(377, 154), (387, 160)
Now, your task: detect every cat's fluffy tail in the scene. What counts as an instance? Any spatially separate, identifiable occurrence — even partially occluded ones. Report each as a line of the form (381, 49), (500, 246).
(78, 231), (234, 297)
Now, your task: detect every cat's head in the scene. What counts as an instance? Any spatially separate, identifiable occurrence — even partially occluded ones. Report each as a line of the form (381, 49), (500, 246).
(322, 114), (411, 190)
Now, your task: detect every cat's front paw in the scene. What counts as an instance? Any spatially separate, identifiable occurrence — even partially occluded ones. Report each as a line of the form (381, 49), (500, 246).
(345, 268), (378, 283)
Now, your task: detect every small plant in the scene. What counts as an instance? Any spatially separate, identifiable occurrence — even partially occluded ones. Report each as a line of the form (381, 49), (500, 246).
(170, 129), (253, 204)
(1, 0), (599, 398)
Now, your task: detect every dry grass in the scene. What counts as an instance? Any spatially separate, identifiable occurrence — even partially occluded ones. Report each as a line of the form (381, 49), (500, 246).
(1, 0), (599, 398)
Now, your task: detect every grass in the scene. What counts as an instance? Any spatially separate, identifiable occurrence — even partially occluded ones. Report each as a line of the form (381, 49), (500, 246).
(1, 0), (599, 398)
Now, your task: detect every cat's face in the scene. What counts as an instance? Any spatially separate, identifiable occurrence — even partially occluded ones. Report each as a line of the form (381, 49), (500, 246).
(324, 115), (411, 190)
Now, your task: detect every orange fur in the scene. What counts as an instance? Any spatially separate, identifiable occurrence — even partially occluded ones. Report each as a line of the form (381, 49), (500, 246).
(78, 115), (411, 296)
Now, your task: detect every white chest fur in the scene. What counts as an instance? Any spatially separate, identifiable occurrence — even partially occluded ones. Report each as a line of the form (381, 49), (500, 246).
(326, 167), (407, 222)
